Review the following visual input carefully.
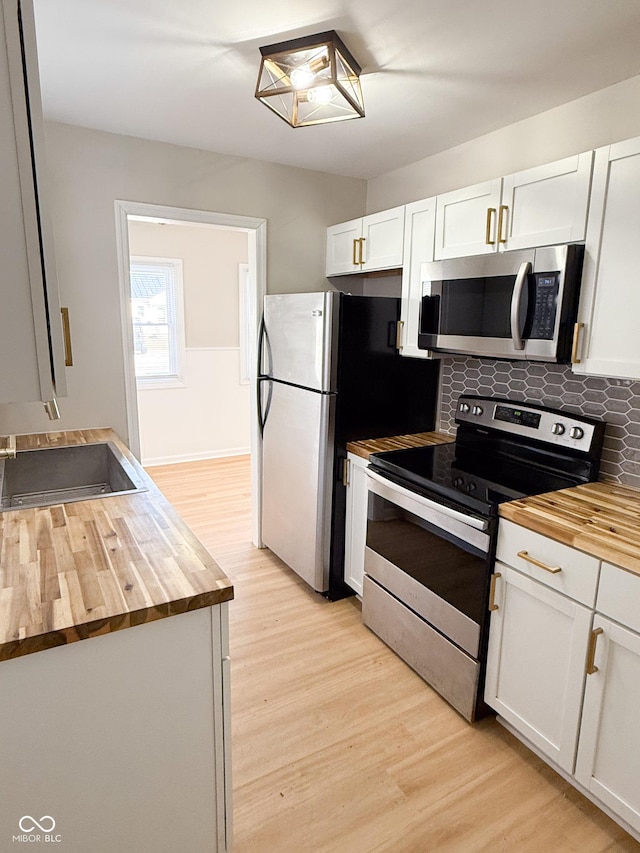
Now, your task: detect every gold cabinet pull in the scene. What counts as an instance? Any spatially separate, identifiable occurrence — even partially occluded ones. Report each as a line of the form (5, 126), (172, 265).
(358, 237), (366, 265)
(497, 205), (509, 244)
(395, 320), (404, 350)
(586, 627), (604, 675)
(517, 550), (562, 574)
(342, 457), (350, 487)
(61, 307), (73, 367)
(488, 572), (501, 611)
(352, 239), (359, 266)
(485, 208), (497, 245)
(571, 322), (585, 364)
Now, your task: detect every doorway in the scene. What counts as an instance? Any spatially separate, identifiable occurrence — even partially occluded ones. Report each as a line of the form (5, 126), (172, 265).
(114, 200), (266, 546)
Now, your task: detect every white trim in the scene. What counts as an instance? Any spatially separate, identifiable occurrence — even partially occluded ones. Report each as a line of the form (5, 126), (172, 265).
(184, 346), (241, 353)
(238, 263), (250, 385)
(114, 200), (267, 548)
(142, 448), (251, 468)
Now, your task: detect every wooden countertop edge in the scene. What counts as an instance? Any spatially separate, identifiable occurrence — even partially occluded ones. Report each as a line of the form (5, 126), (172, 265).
(1, 428), (234, 661)
(499, 481), (640, 576)
(347, 430), (454, 460)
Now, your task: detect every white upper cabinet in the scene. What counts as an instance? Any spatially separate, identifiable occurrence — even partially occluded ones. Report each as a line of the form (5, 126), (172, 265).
(434, 153), (593, 260)
(434, 178), (502, 259)
(0, 0), (67, 406)
(573, 137), (640, 380)
(398, 197), (436, 359)
(326, 206), (404, 275)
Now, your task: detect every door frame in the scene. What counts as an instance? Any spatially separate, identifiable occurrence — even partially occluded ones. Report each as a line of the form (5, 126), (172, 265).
(114, 199), (267, 547)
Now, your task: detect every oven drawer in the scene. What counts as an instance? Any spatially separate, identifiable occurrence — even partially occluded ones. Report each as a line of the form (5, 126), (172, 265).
(364, 546), (481, 657)
(362, 575), (481, 722)
(496, 519), (600, 606)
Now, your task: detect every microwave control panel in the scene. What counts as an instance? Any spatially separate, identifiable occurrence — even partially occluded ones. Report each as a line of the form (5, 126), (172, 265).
(528, 272), (559, 339)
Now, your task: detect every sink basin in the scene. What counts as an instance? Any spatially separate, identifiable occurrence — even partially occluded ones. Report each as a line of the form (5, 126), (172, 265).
(0, 442), (146, 511)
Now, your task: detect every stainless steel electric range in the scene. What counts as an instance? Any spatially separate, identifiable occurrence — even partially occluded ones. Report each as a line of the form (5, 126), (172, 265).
(362, 395), (605, 722)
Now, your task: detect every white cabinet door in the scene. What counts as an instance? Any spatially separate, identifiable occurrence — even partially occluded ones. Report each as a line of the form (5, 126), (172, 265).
(343, 452), (369, 596)
(434, 179), (502, 259)
(399, 197), (436, 359)
(575, 615), (640, 836)
(500, 152), (593, 251)
(485, 564), (593, 773)
(326, 217), (363, 275)
(361, 206), (405, 271)
(0, 0), (66, 405)
(573, 138), (640, 380)
(326, 207), (405, 276)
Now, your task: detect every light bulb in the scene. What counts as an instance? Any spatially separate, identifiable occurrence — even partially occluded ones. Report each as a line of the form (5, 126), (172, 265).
(290, 66), (315, 89)
(307, 85), (333, 105)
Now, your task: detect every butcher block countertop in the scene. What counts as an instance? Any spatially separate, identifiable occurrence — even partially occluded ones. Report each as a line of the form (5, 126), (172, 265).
(500, 481), (640, 576)
(346, 430), (454, 460)
(0, 429), (233, 662)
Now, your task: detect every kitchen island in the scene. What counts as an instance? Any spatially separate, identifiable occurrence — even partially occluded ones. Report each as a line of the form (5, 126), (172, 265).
(0, 430), (232, 852)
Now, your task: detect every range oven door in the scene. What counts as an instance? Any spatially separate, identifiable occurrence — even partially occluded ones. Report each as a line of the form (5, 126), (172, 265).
(417, 244), (582, 362)
(362, 469), (493, 721)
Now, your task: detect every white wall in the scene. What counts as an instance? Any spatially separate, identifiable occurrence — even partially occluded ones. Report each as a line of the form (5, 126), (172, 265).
(129, 221), (250, 465)
(0, 122), (366, 443)
(367, 75), (640, 211)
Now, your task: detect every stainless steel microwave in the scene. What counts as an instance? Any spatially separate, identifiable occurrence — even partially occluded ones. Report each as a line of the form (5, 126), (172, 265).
(417, 244), (584, 362)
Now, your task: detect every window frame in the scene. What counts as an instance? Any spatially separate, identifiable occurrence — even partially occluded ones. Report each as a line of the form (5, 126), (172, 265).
(130, 256), (186, 389)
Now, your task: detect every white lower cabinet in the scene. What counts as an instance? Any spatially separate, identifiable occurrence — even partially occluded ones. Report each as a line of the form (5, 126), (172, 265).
(0, 605), (232, 852)
(343, 452), (369, 595)
(485, 564), (592, 773)
(487, 521), (640, 841)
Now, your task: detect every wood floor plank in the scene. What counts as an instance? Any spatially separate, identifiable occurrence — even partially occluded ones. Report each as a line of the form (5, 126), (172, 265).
(147, 455), (639, 852)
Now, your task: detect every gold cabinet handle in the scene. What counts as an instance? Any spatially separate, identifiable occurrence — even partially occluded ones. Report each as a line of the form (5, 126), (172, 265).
(517, 550), (562, 574)
(488, 572), (501, 611)
(342, 457), (350, 487)
(586, 627), (604, 675)
(571, 322), (585, 364)
(352, 239), (359, 266)
(359, 237), (366, 265)
(61, 307), (73, 367)
(497, 205), (508, 244)
(485, 208), (497, 245)
(395, 320), (404, 350)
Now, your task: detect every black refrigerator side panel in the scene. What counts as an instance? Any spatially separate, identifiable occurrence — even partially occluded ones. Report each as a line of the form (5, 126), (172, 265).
(328, 294), (441, 599)
(334, 295), (440, 444)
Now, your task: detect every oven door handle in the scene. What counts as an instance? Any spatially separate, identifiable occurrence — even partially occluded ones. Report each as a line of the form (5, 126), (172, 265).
(366, 469), (490, 533)
(510, 261), (531, 351)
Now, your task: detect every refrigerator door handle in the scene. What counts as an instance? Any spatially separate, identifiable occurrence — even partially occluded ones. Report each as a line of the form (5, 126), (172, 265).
(257, 315), (273, 378)
(258, 378), (274, 437)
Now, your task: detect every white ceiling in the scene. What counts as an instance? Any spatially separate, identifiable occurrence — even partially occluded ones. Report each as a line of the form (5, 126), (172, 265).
(32, 0), (640, 180)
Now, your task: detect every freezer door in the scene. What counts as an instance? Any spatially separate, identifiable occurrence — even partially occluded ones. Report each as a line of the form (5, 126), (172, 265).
(261, 380), (335, 592)
(263, 292), (338, 391)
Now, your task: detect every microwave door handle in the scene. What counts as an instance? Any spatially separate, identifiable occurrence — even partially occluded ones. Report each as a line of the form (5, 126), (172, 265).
(510, 261), (531, 350)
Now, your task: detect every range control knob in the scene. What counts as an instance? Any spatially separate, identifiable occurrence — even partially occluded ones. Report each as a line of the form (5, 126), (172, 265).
(472, 405), (484, 416)
(466, 482), (477, 493)
(569, 426), (585, 440)
(551, 422), (565, 436)
(453, 477), (464, 488)
(459, 402), (470, 414)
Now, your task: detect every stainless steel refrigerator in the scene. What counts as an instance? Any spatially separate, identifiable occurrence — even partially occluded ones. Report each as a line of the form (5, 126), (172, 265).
(259, 291), (440, 597)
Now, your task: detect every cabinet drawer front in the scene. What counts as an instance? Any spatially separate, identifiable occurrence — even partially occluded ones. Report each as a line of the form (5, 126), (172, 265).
(596, 562), (640, 632)
(497, 519), (600, 605)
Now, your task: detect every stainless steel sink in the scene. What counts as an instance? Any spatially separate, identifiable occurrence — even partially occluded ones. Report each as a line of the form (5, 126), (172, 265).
(0, 442), (146, 511)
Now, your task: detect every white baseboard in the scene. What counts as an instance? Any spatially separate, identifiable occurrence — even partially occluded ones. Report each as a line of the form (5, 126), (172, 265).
(142, 447), (250, 467)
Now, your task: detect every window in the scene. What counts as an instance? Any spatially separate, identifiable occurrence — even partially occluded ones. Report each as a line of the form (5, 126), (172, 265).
(130, 258), (184, 385)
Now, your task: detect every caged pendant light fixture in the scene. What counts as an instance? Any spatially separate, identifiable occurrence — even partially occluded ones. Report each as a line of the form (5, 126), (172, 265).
(255, 30), (365, 128)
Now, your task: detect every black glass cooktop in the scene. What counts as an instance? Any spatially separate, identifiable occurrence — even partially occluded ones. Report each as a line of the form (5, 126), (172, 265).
(369, 442), (584, 517)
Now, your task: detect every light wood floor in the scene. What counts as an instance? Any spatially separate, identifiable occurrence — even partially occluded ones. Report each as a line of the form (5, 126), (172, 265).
(147, 456), (639, 853)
